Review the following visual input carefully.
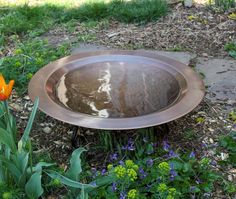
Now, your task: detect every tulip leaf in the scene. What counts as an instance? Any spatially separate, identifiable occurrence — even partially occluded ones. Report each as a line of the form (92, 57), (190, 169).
(66, 147), (87, 181)
(0, 127), (17, 152)
(18, 97), (39, 151)
(25, 171), (43, 199)
(46, 170), (95, 190)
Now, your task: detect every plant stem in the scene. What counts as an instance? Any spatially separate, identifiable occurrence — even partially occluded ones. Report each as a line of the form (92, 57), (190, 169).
(3, 100), (12, 132)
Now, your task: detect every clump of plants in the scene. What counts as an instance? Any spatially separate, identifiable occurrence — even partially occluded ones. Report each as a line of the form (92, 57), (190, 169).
(87, 137), (220, 199)
(208, 0), (236, 9)
(0, 74), (96, 198)
(225, 42), (236, 60)
(1, 38), (70, 93)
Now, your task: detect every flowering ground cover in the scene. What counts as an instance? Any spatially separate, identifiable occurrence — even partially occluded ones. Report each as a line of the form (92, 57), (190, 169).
(0, 0), (236, 198)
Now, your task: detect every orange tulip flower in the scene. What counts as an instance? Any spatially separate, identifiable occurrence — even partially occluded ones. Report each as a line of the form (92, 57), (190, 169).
(0, 74), (14, 101)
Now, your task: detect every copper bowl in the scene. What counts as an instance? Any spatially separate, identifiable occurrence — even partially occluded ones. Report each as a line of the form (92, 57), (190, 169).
(28, 50), (205, 130)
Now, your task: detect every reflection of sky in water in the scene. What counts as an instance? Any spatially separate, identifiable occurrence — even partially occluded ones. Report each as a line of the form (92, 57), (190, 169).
(89, 101), (109, 117)
(98, 63), (112, 103)
(57, 75), (69, 108)
(91, 63), (112, 118)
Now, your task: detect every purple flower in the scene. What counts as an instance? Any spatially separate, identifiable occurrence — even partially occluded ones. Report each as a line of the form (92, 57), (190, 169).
(146, 158), (154, 167)
(146, 184), (151, 191)
(168, 150), (179, 158)
(190, 186), (196, 192)
(91, 168), (98, 178)
(170, 163), (177, 181)
(122, 138), (135, 151)
(189, 151), (196, 159)
(163, 141), (170, 151)
(120, 192), (126, 199)
(196, 178), (203, 184)
(139, 167), (147, 179)
(112, 182), (117, 192)
(90, 182), (97, 187)
(110, 153), (118, 161)
(203, 193), (211, 197)
(119, 160), (125, 166)
(101, 168), (106, 176)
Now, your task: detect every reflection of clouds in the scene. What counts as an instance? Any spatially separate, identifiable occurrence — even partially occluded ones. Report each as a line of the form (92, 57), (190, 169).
(57, 75), (69, 108)
(89, 102), (109, 118)
(98, 62), (112, 102)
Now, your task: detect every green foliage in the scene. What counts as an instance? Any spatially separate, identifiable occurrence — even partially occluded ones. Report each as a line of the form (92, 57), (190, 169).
(0, 98), (54, 198)
(110, 0), (168, 23)
(89, 141), (220, 199)
(1, 38), (70, 93)
(219, 131), (236, 166)
(208, 0), (236, 9)
(0, 0), (168, 37)
(0, 4), (56, 36)
(225, 42), (236, 59)
(46, 148), (97, 198)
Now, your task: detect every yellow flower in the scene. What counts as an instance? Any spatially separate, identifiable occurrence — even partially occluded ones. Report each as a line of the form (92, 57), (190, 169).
(0, 74), (14, 101)
(228, 13), (236, 20)
(14, 49), (22, 55)
(158, 162), (170, 174)
(107, 164), (113, 171)
(114, 165), (126, 178)
(132, 164), (139, 171)
(125, 160), (134, 168)
(128, 189), (137, 199)
(157, 183), (167, 192)
(2, 192), (12, 199)
(166, 195), (174, 199)
(187, 15), (197, 20)
(127, 168), (137, 181)
(168, 188), (176, 196)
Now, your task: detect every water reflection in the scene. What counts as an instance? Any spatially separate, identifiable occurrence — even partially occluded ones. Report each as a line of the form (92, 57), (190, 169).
(56, 61), (180, 118)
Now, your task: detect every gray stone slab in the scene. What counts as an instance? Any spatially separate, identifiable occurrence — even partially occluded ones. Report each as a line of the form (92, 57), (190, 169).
(71, 43), (109, 54)
(137, 50), (196, 65)
(196, 58), (236, 102)
(72, 43), (196, 65)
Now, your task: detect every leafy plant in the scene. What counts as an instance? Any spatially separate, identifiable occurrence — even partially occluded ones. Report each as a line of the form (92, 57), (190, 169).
(0, 75), (54, 198)
(88, 138), (220, 199)
(219, 131), (236, 166)
(225, 42), (236, 59)
(1, 38), (70, 93)
(46, 148), (112, 199)
(208, 0), (236, 9)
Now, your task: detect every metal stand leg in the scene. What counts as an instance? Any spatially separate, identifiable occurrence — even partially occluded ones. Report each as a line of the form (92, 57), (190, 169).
(71, 126), (79, 148)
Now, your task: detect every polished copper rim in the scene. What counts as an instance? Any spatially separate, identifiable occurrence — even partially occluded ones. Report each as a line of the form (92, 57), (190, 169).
(28, 50), (205, 130)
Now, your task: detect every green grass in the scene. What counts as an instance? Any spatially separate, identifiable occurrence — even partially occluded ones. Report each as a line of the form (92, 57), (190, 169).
(208, 0), (236, 9)
(225, 42), (236, 59)
(0, 0), (168, 93)
(0, 39), (70, 93)
(0, 0), (168, 37)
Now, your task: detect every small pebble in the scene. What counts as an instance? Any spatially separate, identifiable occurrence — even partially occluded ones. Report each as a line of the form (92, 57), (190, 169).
(43, 127), (52, 134)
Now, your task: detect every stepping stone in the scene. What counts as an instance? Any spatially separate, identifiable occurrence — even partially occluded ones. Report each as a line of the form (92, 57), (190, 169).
(72, 43), (196, 65)
(72, 43), (109, 54)
(196, 58), (236, 102)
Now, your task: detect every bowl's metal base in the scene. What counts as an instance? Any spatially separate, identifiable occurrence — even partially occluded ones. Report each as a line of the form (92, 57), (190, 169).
(70, 124), (170, 148)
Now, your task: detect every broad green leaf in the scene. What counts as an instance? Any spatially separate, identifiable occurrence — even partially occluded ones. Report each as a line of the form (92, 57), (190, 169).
(34, 162), (55, 172)
(18, 97), (39, 151)
(25, 171), (43, 199)
(2, 160), (22, 183)
(95, 176), (114, 187)
(66, 148), (87, 181)
(0, 127), (17, 152)
(46, 170), (95, 190)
